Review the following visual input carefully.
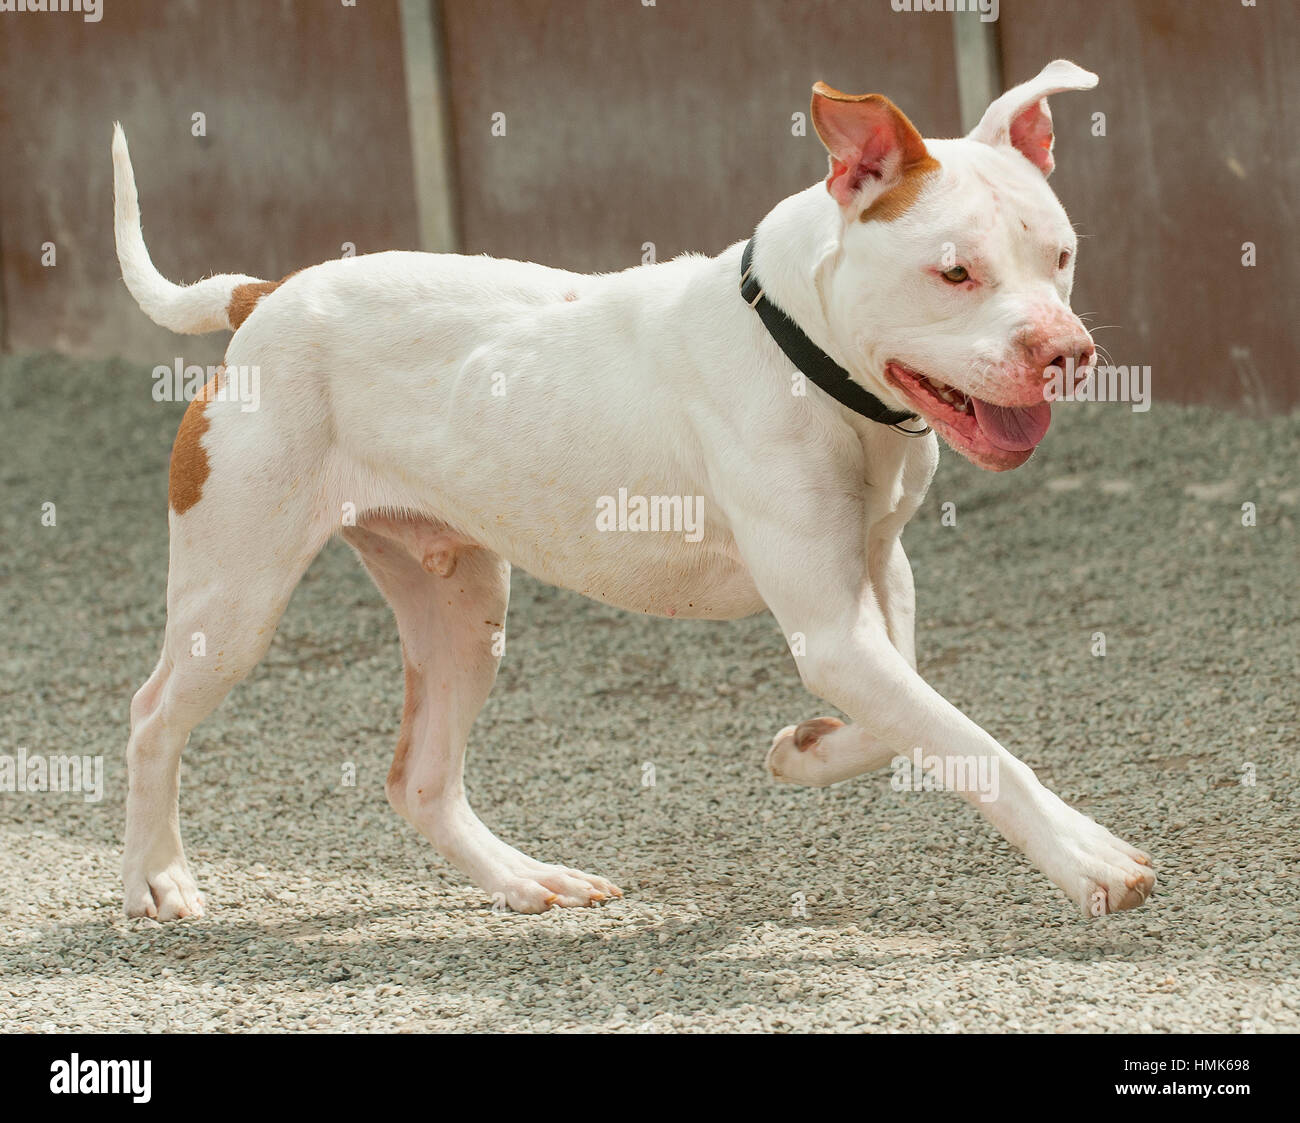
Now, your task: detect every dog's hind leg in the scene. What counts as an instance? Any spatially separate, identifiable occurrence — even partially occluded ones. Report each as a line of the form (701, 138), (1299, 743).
(344, 520), (620, 912)
(124, 390), (334, 919)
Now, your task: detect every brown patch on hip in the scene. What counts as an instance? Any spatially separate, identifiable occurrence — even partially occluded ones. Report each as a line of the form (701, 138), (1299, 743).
(168, 369), (222, 515)
(226, 279), (282, 330)
(227, 268), (302, 330)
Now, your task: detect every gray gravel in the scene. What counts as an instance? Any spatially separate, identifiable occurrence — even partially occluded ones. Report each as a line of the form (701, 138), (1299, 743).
(1, 351), (1297, 1032)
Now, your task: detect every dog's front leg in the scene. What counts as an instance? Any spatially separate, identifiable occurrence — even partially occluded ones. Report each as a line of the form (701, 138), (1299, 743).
(874, 538), (917, 670)
(735, 513), (1154, 917)
(767, 534), (913, 786)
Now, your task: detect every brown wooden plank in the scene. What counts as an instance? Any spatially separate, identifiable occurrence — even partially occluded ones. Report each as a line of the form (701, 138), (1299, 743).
(440, 0), (959, 272)
(0, 0), (418, 366)
(999, 0), (1298, 410)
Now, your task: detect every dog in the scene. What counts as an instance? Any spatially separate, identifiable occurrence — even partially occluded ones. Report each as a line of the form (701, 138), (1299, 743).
(112, 59), (1154, 921)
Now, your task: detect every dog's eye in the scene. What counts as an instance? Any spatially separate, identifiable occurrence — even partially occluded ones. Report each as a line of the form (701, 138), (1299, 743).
(1058, 249), (1072, 269)
(940, 265), (969, 284)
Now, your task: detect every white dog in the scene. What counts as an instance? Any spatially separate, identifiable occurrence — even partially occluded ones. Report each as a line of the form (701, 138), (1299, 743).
(113, 59), (1154, 921)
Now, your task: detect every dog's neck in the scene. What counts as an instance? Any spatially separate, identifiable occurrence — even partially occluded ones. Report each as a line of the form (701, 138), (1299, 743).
(748, 184), (847, 369)
(735, 183), (932, 485)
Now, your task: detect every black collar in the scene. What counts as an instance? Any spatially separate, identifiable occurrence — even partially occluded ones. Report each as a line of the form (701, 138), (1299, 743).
(740, 237), (924, 430)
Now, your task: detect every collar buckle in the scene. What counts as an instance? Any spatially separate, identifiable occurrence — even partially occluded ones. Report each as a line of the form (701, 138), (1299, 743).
(739, 261), (764, 308)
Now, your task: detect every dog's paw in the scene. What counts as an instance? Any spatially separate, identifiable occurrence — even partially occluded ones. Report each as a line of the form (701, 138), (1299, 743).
(766, 717), (846, 785)
(124, 861), (205, 921)
(484, 863), (622, 914)
(1029, 805), (1155, 917)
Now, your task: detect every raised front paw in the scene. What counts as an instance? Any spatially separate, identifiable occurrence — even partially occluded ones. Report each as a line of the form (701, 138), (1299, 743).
(765, 717), (846, 786)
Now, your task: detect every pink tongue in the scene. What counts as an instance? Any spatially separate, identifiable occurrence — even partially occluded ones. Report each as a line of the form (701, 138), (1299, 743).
(971, 398), (1052, 452)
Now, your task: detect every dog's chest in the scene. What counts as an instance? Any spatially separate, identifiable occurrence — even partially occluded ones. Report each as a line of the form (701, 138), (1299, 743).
(859, 428), (939, 541)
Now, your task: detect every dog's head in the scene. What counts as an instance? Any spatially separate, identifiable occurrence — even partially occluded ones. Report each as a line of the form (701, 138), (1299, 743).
(811, 60), (1098, 470)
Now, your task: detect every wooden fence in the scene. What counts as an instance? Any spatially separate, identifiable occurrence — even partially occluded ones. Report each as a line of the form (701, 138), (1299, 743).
(0, 0), (1293, 409)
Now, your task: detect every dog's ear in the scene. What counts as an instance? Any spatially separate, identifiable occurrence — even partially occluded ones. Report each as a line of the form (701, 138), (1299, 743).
(811, 83), (934, 212)
(968, 59), (1098, 177)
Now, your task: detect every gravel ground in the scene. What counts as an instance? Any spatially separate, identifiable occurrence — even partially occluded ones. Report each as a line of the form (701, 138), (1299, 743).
(1, 351), (1297, 1033)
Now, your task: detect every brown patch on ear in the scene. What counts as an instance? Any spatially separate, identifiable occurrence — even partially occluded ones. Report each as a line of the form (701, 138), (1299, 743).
(168, 368), (222, 515)
(811, 84), (930, 165)
(226, 269), (301, 330)
(859, 153), (941, 222)
(810, 83), (937, 221)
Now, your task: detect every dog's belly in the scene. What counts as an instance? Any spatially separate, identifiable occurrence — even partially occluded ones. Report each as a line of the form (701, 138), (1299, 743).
(354, 471), (767, 619)
(350, 511), (764, 619)
(475, 522), (766, 620)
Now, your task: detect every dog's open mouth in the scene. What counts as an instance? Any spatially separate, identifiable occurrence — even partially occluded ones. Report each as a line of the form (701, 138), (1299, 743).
(885, 361), (1051, 471)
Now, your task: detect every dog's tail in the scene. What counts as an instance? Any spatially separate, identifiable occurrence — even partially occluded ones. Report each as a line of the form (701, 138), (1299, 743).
(112, 123), (269, 334)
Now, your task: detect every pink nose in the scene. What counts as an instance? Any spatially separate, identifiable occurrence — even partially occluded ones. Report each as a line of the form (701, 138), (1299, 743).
(1031, 338), (1094, 377)
(1040, 343), (1092, 376)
